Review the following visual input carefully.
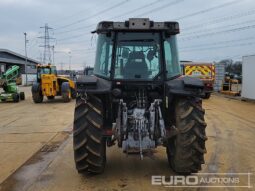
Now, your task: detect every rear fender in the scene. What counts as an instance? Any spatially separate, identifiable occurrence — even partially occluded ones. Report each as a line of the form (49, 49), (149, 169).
(164, 76), (204, 130)
(76, 76), (112, 94)
(165, 76), (204, 99)
(76, 76), (113, 129)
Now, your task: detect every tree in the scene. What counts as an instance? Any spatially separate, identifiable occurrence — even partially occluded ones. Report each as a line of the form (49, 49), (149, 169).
(218, 59), (242, 74)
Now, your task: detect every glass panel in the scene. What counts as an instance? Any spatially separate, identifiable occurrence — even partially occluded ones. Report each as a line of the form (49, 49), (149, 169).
(94, 34), (113, 78)
(114, 32), (160, 80)
(37, 68), (50, 79)
(164, 36), (181, 78)
(51, 66), (57, 75)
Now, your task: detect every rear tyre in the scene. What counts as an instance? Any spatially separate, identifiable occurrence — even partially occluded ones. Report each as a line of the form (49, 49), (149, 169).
(73, 96), (106, 174)
(166, 97), (207, 174)
(32, 83), (43, 103)
(203, 93), (211, 99)
(20, 92), (25, 100)
(61, 82), (71, 102)
(13, 93), (19, 102)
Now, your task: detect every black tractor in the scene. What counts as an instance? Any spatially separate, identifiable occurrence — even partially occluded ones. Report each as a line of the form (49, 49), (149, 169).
(73, 18), (207, 175)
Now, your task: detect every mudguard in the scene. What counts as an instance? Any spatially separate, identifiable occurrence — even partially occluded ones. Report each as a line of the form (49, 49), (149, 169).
(165, 76), (204, 97)
(76, 76), (112, 94)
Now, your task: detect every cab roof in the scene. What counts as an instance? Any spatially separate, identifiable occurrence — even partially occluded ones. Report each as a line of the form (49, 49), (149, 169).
(93, 18), (180, 35)
(37, 64), (56, 68)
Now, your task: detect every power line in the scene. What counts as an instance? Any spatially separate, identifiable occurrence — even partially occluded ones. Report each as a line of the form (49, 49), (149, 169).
(56, 33), (91, 41)
(179, 36), (255, 49)
(50, 0), (112, 24)
(181, 41), (255, 52)
(109, 0), (163, 20)
(55, 0), (164, 35)
(27, 37), (39, 53)
(183, 52), (250, 62)
(55, 0), (129, 30)
(180, 24), (255, 41)
(174, 0), (241, 20)
(181, 19), (255, 36)
(135, 0), (185, 17)
(55, 0), (241, 41)
(55, 0), (242, 42)
(55, 0), (186, 35)
(56, 39), (94, 45)
(54, 23), (95, 35)
(71, 48), (96, 52)
(52, 0), (250, 64)
(54, 0), (184, 43)
(183, 8), (255, 31)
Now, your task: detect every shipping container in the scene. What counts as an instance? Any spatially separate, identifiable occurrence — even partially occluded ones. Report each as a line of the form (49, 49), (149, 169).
(242, 55), (255, 100)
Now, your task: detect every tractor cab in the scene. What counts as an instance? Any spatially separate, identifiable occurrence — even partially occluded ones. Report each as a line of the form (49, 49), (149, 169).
(92, 18), (181, 82)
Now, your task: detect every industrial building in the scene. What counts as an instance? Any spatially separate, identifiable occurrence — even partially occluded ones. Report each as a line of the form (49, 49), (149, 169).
(0, 49), (40, 76)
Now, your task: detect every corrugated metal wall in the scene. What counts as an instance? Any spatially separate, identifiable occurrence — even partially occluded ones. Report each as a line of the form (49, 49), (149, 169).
(0, 63), (6, 75)
(21, 74), (37, 85)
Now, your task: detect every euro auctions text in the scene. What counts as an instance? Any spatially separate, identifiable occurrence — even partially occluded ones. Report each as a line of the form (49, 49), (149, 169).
(151, 173), (252, 188)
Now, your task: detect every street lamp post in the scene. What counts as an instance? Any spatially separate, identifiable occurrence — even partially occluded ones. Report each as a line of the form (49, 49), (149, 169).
(24, 32), (28, 86)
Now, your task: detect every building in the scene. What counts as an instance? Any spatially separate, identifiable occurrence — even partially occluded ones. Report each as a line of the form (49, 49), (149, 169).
(0, 49), (40, 76)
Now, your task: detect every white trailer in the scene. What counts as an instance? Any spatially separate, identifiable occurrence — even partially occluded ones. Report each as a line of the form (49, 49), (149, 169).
(242, 55), (255, 100)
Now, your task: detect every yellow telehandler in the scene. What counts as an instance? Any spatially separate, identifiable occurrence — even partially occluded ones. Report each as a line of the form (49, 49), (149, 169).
(31, 64), (76, 103)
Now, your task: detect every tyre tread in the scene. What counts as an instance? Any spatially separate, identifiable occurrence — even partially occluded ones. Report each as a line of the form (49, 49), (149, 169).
(73, 96), (105, 174)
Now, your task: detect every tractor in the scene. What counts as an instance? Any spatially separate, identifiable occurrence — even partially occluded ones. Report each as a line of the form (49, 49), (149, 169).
(31, 64), (76, 103)
(0, 65), (25, 102)
(73, 18), (207, 175)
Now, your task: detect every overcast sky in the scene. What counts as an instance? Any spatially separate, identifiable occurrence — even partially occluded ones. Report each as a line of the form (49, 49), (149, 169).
(0, 0), (255, 70)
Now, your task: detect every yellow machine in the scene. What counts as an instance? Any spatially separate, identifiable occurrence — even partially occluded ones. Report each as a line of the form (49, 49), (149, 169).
(221, 79), (240, 96)
(31, 64), (76, 103)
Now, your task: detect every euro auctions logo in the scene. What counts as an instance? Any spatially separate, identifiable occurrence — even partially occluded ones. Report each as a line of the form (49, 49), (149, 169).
(151, 173), (253, 188)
